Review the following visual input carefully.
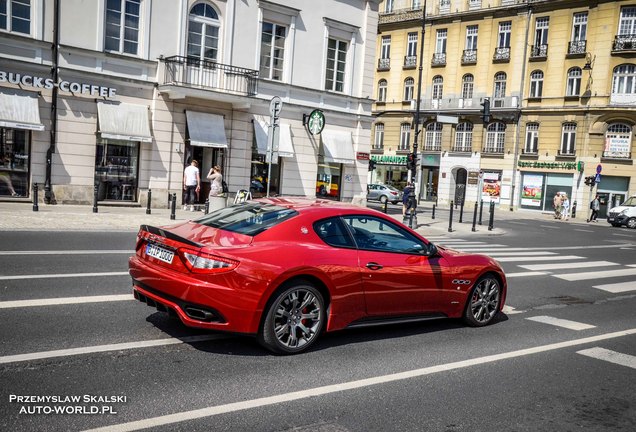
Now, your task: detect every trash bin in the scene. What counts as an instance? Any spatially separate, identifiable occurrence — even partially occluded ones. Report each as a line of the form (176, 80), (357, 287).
(209, 196), (226, 212)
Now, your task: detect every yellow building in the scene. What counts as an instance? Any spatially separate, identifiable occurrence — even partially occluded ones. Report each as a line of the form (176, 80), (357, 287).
(373, 0), (636, 218)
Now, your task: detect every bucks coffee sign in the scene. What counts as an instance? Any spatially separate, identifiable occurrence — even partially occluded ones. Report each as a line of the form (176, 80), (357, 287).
(0, 70), (117, 98)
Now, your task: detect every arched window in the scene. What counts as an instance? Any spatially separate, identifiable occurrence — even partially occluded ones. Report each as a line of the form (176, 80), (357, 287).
(454, 122), (473, 152)
(524, 123), (539, 154)
(560, 122), (577, 155)
(494, 72), (507, 101)
(530, 70), (543, 98)
(432, 75), (443, 99)
(604, 123), (632, 158)
(377, 79), (387, 102)
(187, 3), (220, 61)
(566, 67), (582, 96)
(612, 64), (636, 95)
(374, 123), (384, 150)
(425, 122), (443, 151)
(404, 77), (415, 101)
(485, 122), (506, 153)
(399, 123), (411, 151)
(462, 74), (474, 99)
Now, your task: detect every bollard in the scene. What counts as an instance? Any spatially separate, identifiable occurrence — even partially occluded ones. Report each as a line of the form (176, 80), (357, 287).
(92, 184), (98, 213)
(204, 198), (210, 214)
(432, 204), (436, 220)
(448, 200), (454, 232)
(170, 192), (176, 220)
(572, 200), (577, 219)
(479, 201), (484, 225)
(472, 202), (478, 232)
(168, 192), (172, 208)
(383, 199), (388, 214)
(459, 200), (465, 223)
(146, 189), (152, 215)
(32, 183), (39, 212)
(488, 202), (495, 231)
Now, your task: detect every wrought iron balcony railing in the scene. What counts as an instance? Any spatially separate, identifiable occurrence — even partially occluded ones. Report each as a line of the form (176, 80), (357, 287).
(431, 52), (446, 66)
(161, 55), (258, 96)
(462, 49), (477, 65)
(452, 145), (472, 153)
(493, 47), (510, 62)
(530, 44), (548, 59)
(568, 40), (587, 55)
(483, 145), (504, 154)
(378, 58), (390, 71)
(404, 55), (417, 68)
(423, 143), (442, 152)
(613, 34), (636, 51)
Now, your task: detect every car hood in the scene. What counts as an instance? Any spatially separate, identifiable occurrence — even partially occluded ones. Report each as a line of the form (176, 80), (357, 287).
(153, 220), (254, 248)
(609, 205), (633, 214)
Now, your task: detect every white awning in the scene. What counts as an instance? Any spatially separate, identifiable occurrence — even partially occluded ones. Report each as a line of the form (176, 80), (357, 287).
(0, 90), (44, 131)
(252, 115), (294, 158)
(321, 129), (355, 165)
(97, 102), (152, 142)
(186, 111), (228, 148)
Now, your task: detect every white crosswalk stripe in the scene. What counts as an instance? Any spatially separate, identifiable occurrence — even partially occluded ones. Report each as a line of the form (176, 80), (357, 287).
(486, 251), (558, 257)
(526, 316), (596, 331)
(495, 255), (584, 263)
(519, 261), (619, 271)
(554, 268), (636, 282)
(592, 281), (636, 293)
(577, 347), (636, 370)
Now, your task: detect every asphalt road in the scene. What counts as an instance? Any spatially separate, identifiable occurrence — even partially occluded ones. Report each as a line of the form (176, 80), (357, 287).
(1, 220), (635, 431)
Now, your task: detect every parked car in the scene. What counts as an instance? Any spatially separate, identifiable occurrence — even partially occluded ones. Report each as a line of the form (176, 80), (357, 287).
(367, 183), (403, 204)
(129, 198), (507, 354)
(607, 195), (636, 228)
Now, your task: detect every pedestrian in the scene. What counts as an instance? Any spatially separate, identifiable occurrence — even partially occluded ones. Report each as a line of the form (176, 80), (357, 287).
(402, 182), (413, 217)
(553, 192), (562, 219)
(561, 194), (570, 220)
(588, 194), (600, 222)
(183, 159), (200, 212)
(206, 165), (223, 198)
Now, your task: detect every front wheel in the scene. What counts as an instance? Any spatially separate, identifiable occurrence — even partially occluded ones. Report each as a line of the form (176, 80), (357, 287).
(380, 195), (388, 204)
(627, 218), (636, 229)
(463, 275), (501, 327)
(258, 283), (325, 354)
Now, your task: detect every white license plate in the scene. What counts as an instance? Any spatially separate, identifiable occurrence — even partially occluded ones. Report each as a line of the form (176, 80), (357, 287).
(608, 218), (615, 222)
(146, 243), (174, 264)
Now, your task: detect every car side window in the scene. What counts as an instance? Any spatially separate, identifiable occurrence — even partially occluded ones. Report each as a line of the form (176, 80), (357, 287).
(313, 218), (355, 248)
(342, 216), (427, 254)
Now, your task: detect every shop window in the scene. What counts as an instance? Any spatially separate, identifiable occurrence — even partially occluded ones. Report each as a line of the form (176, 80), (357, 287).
(316, 159), (342, 200)
(250, 142), (280, 198)
(0, 0), (30, 34)
(604, 123), (632, 158)
(104, 0), (141, 55)
(0, 128), (30, 197)
(94, 139), (139, 201)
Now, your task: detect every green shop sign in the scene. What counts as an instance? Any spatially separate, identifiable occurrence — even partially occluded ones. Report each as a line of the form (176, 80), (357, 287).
(370, 155), (407, 164)
(517, 160), (578, 170)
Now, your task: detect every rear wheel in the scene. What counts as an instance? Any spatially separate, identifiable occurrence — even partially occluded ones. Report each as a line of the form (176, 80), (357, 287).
(463, 275), (501, 327)
(259, 283), (325, 354)
(627, 218), (636, 229)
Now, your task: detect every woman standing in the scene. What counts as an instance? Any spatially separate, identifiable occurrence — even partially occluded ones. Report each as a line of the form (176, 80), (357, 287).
(207, 165), (223, 198)
(561, 194), (570, 221)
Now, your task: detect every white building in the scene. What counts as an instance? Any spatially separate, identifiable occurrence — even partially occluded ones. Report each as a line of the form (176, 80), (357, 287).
(0, 0), (379, 206)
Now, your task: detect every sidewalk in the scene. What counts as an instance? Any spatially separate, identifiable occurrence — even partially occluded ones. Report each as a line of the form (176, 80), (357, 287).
(0, 200), (595, 235)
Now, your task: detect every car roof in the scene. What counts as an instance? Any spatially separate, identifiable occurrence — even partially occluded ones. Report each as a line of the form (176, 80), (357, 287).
(254, 197), (383, 217)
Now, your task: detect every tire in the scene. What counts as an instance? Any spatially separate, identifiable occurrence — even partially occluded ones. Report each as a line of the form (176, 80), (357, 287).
(380, 195), (388, 204)
(258, 283), (325, 354)
(627, 218), (636, 229)
(463, 274), (501, 327)
(391, 201), (398, 205)
(611, 223), (621, 227)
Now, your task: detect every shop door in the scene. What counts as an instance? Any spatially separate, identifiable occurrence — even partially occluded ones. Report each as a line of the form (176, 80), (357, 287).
(611, 193), (626, 209)
(597, 192), (610, 219)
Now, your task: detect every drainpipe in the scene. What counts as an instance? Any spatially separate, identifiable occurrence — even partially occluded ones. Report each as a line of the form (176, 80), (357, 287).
(45, 0), (60, 204)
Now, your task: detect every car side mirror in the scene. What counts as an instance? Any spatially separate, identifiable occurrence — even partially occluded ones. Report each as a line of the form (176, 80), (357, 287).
(426, 243), (439, 257)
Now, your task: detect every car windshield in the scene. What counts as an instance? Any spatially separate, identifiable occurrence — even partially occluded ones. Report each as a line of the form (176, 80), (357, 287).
(195, 202), (298, 236)
(621, 197), (636, 206)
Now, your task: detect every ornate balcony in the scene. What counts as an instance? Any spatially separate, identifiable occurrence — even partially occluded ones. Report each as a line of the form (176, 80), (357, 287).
(483, 144), (504, 154)
(431, 52), (446, 67)
(567, 40), (587, 56)
(403, 55), (417, 69)
(378, 1), (424, 25)
(378, 58), (390, 71)
(493, 47), (510, 63)
(530, 44), (548, 60)
(613, 34), (636, 52)
(423, 143), (442, 152)
(462, 49), (477, 65)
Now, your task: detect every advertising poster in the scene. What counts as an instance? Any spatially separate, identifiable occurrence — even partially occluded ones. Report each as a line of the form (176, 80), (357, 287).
(481, 171), (501, 203)
(521, 174), (544, 207)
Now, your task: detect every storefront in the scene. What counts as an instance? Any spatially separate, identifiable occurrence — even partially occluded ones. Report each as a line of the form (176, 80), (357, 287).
(369, 155), (407, 189)
(596, 175), (631, 218)
(316, 129), (355, 200)
(251, 115), (295, 197)
(419, 153), (440, 201)
(518, 163), (576, 212)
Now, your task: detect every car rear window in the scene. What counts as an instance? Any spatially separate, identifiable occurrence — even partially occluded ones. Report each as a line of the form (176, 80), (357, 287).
(195, 202), (298, 236)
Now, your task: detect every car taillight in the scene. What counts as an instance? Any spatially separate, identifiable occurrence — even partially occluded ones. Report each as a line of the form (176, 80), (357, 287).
(390, 191), (398, 195)
(180, 249), (239, 274)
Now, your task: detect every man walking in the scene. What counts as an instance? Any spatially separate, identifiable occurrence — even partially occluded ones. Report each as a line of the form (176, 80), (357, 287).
(183, 159), (200, 212)
(402, 182), (413, 218)
(553, 192), (562, 219)
(588, 194), (600, 222)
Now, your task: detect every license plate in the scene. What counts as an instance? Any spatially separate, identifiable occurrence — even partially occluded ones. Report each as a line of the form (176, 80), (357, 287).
(608, 218), (615, 222)
(146, 243), (174, 264)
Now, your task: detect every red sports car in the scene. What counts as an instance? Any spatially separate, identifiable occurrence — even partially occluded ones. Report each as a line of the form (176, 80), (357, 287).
(129, 198), (506, 354)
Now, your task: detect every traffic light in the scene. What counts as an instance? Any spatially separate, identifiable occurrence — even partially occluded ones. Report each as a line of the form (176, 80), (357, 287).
(406, 153), (417, 172)
(368, 159), (376, 171)
(584, 175), (596, 186)
(480, 98), (491, 124)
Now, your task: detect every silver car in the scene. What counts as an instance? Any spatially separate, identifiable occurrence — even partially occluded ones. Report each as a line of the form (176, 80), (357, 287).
(367, 184), (403, 204)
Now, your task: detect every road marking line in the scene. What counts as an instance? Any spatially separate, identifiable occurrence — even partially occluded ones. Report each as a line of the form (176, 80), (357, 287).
(496, 255), (583, 263)
(574, 229), (594, 233)
(539, 225), (560, 229)
(486, 252), (557, 257)
(82, 328), (636, 432)
(0, 272), (129, 281)
(592, 281), (636, 293)
(505, 271), (550, 278)
(526, 316), (596, 330)
(455, 244), (635, 252)
(502, 305), (525, 315)
(0, 294), (134, 309)
(507, 221), (525, 225)
(0, 335), (222, 364)
(519, 261), (619, 271)
(0, 250), (132, 255)
(577, 347), (636, 370)
(554, 268), (636, 281)
(458, 247), (544, 252)
(612, 234), (633, 237)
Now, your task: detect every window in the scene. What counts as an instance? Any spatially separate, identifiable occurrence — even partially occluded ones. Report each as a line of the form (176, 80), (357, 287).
(406, 32), (417, 57)
(572, 12), (587, 42)
(425, 122), (442, 151)
(462, 74), (474, 99)
(604, 123), (632, 158)
(342, 215), (426, 254)
(94, 138), (140, 201)
(436, 29), (447, 53)
(494, 72), (507, 100)
(560, 123), (577, 155)
(0, 0), (30, 34)
(325, 38), (348, 92)
(485, 123), (506, 153)
(566, 67), (582, 96)
(381, 35), (391, 59)
(0, 128), (30, 197)
(198, 202), (297, 236)
(384, 0), (394, 13)
(314, 218), (354, 248)
(374, 123), (384, 150)
(316, 160), (342, 199)
(105, 0), (140, 54)
(412, 0), (421, 8)
(260, 22), (287, 81)
(404, 77), (415, 101)
(530, 70), (544, 98)
(454, 122), (473, 152)
(498, 21), (511, 48)
(535, 17), (549, 46)
(432, 75), (443, 99)
(619, 7), (636, 35)
(399, 123), (411, 151)
(465, 25), (478, 50)
(612, 64), (636, 95)
(524, 123), (539, 154)
(187, 3), (220, 61)
(377, 79), (387, 102)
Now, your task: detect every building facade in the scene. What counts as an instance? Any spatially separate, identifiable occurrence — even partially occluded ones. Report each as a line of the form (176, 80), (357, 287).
(0, 0), (380, 207)
(372, 0), (636, 217)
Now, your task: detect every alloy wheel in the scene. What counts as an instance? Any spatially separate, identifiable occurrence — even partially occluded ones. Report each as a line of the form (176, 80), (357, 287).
(467, 276), (500, 325)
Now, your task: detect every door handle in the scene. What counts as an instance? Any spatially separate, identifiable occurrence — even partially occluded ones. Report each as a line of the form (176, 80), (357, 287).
(366, 262), (383, 270)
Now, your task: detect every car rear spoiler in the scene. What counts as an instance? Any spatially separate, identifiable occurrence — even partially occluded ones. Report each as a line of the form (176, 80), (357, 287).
(139, 225), (203, 248)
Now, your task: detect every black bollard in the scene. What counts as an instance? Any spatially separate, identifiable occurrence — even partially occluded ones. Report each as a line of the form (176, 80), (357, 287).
(432, 204), (436, 220)
(459, 200), (465, 223)
(488, 202), (495, 231)
(472, 202), (478, 232)
(204, 198), (210, 214)
(572, 200), (577, 219)
(383, 199), (388, 214)
(92, 184), (98, 213)
(448, 200), (454, 232)
(146, 189), (152, 215)
(479, 200), (484, 225)
(168, 192), (172, 208)
(170, 192), (176, 220)
(32, 183), (39, 212)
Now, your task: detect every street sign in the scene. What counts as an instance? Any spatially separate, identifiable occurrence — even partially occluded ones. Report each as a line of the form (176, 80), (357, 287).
(596, 164), (602, 174)
(436, 114), (459, 124)
(595, 173), (601, 184)
(269, 96), (282, 118)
